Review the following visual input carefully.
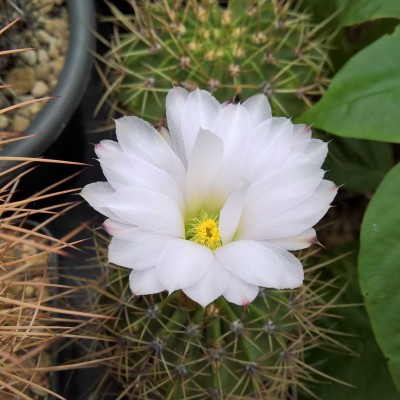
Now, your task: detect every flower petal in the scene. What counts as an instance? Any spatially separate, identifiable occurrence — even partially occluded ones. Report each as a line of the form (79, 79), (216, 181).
(239, 180), (337, 239)
(242, 94), (272, 127)
(80, 182), (120, 221)
(269, 228), (317, 251)
(129, 268), (165, 296)
(180, 89), (221, 159)
(96, 139), (184, 207)
(284, 137), (328, 171)
(108, 233), (173, 270)
(215, 240), (304, 289)
(106, 187), (184, 237)
(207, 103), (252, 206)
(244, 117), (294, 182)
(219, 185), (247, 244)
(183, 258), (229, 307)
(186, 129), (224, 215)
(103, 219), (131, 236)
(166, 87), (189, 164)
(157, 239), (214, 292)
(238, 169), (325, 240)
(115, 116), (186, 189)
(223, 274), (259, 306)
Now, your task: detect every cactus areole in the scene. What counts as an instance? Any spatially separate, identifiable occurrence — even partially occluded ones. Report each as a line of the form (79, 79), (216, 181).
(82, 88), (336, 308)
(105, 0), (330, 122)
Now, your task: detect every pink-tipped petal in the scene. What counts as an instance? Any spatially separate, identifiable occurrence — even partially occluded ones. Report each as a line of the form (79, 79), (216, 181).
(129, 268), (165, 296)
(223, 274), (259, 306)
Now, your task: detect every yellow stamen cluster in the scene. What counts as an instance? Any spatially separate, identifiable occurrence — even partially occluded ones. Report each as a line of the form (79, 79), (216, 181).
(185, 211), (222, 250)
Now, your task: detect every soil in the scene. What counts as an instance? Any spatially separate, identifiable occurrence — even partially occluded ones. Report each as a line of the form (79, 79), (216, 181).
(0, 0), (69, 151)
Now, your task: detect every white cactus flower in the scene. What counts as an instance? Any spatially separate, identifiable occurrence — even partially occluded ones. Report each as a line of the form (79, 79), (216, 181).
(82, 88), (337, 307)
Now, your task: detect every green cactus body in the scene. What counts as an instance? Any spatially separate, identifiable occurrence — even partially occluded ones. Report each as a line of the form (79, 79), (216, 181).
(105, 0), (329, 123)
(87, 251), (339, 400)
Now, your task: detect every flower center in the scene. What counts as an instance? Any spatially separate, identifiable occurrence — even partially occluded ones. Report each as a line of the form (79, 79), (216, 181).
(185, 211), (222, 250)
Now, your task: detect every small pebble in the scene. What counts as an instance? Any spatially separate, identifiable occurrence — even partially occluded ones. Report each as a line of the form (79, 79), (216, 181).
(30, 102), (43, 115)
(44, 19), (68, 38)
(12, 115), (30, 132)
(36, 29), (53, 44)
(2, 0), (69, 141)
(16, 106), (31, 118)
(38, 49), (49, 64)
(6, 67), (36, 95)
(48, 44), (59, 59)
(49, 78), (58, 88)
(32, 81), (50, 98)
(36, 63), (51, 81)
(20, 50), (38, 66)
(52, 57), (65, 76)
(35, 0), (55, 14)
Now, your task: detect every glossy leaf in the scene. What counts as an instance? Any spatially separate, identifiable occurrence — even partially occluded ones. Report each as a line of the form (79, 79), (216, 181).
(359, 163), (400, 392)
(340, 0), (400, 26)
(300, 26), (400, 142)
(301, 0), (400, 26)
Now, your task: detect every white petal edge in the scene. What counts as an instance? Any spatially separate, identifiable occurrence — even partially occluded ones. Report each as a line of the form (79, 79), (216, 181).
(96, 139), (184, 207)
(115, 116), (186, 190)
(269, 228), (317, 251)
(215, 240), (304, 289)
(81, 182), (121, 222)
(157, 239), (214, 293)
(129, 268), (165, 296)
(183, 258), (229, 307)
(108, 234), (173, 270)
(242, 94), (272, 127)
(180, 89), (221, 159)
(245, 117), (294, 182)
(106, 186), (184, 237)
(166, 87), (189, 165)
(239, 180), (337, 240)
(223, 274), (259, 306)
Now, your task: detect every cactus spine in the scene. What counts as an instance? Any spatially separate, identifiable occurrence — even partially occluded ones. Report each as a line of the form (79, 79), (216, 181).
(82, 233), (345, 400)
(102, 0), (330, 122)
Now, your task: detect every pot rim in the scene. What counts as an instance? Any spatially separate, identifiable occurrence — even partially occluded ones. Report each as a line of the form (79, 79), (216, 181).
(1, 0), (96, 160)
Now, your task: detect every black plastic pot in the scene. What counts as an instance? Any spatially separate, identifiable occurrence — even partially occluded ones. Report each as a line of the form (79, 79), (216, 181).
(1, 0), (96, 168)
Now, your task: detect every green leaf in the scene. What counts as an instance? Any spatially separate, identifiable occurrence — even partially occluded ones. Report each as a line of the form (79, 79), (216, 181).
(340, 0), (400, 26)
(300, 0), (400, 26)
(359, 163), (400, 392)
(300, 26), (400, 142)
(325, 137), (393, 191)
(302, 250), (399, 399)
